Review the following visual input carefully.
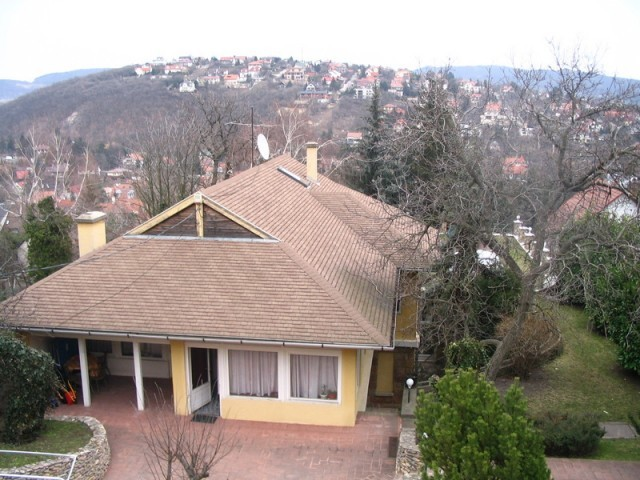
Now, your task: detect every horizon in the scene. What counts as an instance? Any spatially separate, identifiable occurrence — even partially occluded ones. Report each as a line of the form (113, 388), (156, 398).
(1, 0), (639, 83)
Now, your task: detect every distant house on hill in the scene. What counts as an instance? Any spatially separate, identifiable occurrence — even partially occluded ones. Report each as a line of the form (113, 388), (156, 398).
(223, 74), (241, 88)
(346, 132), (363, 145)
(134, 65), (152, 76)
(299, 84), (330, 101)
(179, 80), (196, 93)
(503, 156), (528, 177)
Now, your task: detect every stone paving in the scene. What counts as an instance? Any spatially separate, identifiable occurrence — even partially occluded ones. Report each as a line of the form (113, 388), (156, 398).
(54, 377), (400, 479)
(50, 376), (640, 480)
(601, 422), (639, 439)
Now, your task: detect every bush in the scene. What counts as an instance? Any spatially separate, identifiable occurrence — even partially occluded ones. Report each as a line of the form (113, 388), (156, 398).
(0, 331), (58, 443)
(416, 369), (550, 480)
(556, 214), (640, 373)
(534, 412), (605, 457)
(495, 309), (563, 378)
(445, 337), (488, 370)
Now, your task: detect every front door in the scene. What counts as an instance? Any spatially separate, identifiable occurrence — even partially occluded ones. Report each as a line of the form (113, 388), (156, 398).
(190, 348), (212, 412)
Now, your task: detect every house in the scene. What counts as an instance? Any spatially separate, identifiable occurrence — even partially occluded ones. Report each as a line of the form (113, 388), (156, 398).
(346, 131), (363, 145)
(134, 65), (152, 76)
(283, 65), (308, 84)
(179, 80), (196, 93)
(3, 145), (429, 427)
(553, 183), (639, 227)
(199, 75), (221, 86)
(503, 156), (528, 177)
(480, 102), (502, 125)
(299, 84), (331, 101)
(164, 63), (189, 75)
(354, 86), (374, 100)
(390, 78), (405, 97)
(223, 74), (241, 88)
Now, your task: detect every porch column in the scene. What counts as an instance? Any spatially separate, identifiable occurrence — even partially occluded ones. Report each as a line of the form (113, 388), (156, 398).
(77, 338), (91, 407)
(132, 341), (145, 411)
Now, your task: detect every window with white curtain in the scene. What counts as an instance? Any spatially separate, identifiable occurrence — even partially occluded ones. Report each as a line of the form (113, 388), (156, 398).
(228, 350), (278, 397)
(290, 354), (338, 400)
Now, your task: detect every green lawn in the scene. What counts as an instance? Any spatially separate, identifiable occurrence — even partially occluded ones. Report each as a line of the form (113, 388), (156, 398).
(526, 306), (640, 420)
(0, 419), (92, 469)
(522, 305), (640, 461)
(591, 438), (640, 461)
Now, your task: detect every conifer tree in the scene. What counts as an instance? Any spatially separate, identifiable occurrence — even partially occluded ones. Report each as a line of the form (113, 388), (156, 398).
(416, 369), (550, 480)
(24, 196), (72, 282)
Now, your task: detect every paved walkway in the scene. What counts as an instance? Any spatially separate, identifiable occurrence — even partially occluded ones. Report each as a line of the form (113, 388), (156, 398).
(547, 458), (640, 480)
(51, 377), (640, 480)
(54, 377), (400, 479)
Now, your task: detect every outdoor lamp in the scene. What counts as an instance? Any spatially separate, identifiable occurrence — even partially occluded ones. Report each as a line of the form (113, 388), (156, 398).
(406, 377), (414, 403)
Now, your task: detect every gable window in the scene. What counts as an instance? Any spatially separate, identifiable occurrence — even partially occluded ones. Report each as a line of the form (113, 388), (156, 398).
(120, 342), (163, 359)
(290, 354), (338, 400)
(228, 350), (278, 398)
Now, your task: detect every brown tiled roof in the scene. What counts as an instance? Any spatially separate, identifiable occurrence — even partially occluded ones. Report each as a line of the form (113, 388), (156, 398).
(4, 155), (429, 347)
(6, 237), (386, 346)
(550, 183), (627, 232)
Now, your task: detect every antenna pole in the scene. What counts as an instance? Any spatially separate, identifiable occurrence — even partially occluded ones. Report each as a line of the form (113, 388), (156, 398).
(251, 107), (254, 168)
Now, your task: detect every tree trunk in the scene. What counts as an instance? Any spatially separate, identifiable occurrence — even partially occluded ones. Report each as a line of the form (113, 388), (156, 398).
(485, 274), (536, 380)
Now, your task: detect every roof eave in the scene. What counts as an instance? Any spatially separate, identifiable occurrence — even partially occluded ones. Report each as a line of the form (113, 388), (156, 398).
(13, 326), (394, 351)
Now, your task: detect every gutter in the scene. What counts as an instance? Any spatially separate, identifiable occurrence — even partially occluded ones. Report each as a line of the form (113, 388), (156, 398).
(16, 326), (395, 351)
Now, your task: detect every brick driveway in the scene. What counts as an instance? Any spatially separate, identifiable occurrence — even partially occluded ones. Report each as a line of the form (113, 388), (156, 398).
(55, 377), (399, 479)
(53, 377), (640, 480)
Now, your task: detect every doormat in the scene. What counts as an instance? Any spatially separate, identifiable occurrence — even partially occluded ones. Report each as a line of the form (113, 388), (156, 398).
(192, 413), (218, 424)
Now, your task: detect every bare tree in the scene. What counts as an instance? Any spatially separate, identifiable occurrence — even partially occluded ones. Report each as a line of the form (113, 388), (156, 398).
(376, 49), (640, 379)
(133, 112), (202, 218)
(191, 91), (251, 182)
(271, 103), (310, 159)
(142, 392), (236, 480)
(0, 128), (47, 218)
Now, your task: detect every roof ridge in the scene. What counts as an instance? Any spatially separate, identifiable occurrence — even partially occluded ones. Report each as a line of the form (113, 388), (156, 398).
(277, 242), (391, 347)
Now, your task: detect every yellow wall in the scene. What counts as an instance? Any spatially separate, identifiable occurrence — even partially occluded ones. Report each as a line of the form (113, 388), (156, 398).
(356, 349), (374, 412)
(170, 341), (189, 415)
(375, 351), (394, 395)
(220, 349), (358, 426)
(395, 272), (420, 345)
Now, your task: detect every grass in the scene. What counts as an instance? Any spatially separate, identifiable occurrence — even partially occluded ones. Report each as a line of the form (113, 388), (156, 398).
(590, 438), (640, 461)
(521, 305), (640, 461)
(0, 419), (92, 469)
(526, 305), (640, 421)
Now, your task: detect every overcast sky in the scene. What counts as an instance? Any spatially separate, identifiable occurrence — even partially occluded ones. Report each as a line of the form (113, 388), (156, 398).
(1, 0), (639, 82)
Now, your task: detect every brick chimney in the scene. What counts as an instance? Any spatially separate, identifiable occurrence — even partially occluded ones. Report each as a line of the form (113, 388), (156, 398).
(76, 211), (107, 257)
(306, 142), (319, 183)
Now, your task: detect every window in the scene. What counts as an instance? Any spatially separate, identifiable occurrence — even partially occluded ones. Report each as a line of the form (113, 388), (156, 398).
(290, 354), (338, 400)
(228, 350), (278, 398)
(120, 342), (163, 359)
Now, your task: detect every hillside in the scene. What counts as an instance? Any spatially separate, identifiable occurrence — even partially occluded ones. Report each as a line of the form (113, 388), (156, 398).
(0, 67), (188, 144)
(0, 68), (107, 103)
(0, 63), (370, 152)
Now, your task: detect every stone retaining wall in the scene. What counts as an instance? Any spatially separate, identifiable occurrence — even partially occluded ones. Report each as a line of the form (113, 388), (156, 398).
(3, 416), (110, 480)
(395, 425), (421, 476)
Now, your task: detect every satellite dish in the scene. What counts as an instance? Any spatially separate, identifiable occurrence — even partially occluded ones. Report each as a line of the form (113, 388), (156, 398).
(257, 134), (270, 160)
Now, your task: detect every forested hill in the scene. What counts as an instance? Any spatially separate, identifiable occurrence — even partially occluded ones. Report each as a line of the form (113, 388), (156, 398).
(0, 68), (106, 102)
(0, 67), (306, 148)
